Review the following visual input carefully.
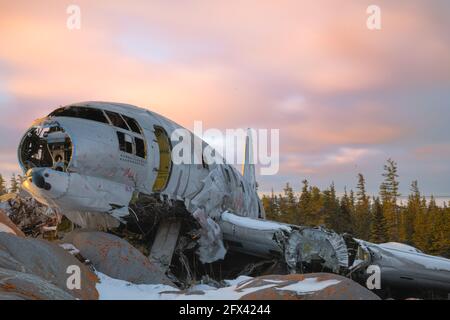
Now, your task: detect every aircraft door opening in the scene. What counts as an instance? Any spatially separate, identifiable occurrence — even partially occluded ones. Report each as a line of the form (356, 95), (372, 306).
(152, 126), (172, 192)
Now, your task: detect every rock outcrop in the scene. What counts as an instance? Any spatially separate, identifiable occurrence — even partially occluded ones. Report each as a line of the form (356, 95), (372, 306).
(63, 230), (174, 286)
(0, 267), (75, 300)
(0, 232), (99, 300)
(238, 273), (380, 300)
(0, 209), (25, 237)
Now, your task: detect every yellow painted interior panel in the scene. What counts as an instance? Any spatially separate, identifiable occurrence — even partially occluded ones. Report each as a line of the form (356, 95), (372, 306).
(152, 127), (172, 192)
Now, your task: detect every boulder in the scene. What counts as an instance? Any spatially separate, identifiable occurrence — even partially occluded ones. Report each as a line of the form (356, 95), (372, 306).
(0, 209), (25, 237)
(239, 273), (380, 300)
(0, 232), (98, 300)
(64, 230), (174, 286)
(0, 267), (75, 300)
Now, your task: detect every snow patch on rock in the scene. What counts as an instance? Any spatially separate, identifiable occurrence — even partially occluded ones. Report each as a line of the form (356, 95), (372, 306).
(276, 277), (341, 295)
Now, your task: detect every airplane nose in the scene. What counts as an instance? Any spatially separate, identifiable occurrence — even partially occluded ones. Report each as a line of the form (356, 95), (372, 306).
(30, 168), (52, 191)
(24, 168), (69, 203)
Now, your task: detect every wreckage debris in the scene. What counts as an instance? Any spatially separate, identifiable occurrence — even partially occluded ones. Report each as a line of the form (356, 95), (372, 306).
(1, 193), (449, 300)
(1, 193), (61, 238)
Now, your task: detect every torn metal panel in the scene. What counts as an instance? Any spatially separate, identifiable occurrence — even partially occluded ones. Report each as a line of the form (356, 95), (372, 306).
(192, 208), (226, 263)
(219, 211), (289, 258)
(149, 219), (181, 272)
(284, 228), (348, 274)
(218, 211), (348, 275)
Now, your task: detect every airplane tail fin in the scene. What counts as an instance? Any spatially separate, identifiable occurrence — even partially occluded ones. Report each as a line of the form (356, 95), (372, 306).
(242, 128), (257, 191)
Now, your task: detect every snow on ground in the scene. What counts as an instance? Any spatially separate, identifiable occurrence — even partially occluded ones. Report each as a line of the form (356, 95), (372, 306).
(96, 272), (177, 300)
(96, 273), (263, 300)
(59, 243), (81, 255)
(221, 211), (291, 232)
(276, 278), (340, 295)
(96, 273), (341, 300)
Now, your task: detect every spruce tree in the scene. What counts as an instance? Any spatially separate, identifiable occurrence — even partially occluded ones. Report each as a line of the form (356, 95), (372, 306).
(0, 174), (7, 196)
(9, 173), (19, 193)
(283, 183), (297, 224)
(309, 186), (324, 226)
(354, 173), (371, 239)
(427, 197), (449, 256)
(370, 197), (388, 243)
(380, 159), (401, 241)
(413, 197), (432, 252)
(401, 181), (421, 243)
(323, 183), (341, 231)
(262, 194), (274, 220)
(298, 179), (311, 225)
(338, 188), (353, 234)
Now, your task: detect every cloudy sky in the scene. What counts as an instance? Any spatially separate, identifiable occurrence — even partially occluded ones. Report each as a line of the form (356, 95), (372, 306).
(1, 1), (449, 197)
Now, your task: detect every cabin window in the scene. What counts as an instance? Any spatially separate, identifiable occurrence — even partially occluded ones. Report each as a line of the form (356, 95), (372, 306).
(122, 115), (142, 134)
(117, 131), (146, 158)
(105, 111), (129, 130)
(124, 134), (133, 153)
(117, 131), (133, 154)
(49, 106), (109, 124)
(135, 137), (146, 158)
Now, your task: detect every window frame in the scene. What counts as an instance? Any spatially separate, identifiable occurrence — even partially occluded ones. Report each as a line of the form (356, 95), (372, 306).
(116, 130), (147, 159)
(104, 110), (130, 131)
(49, 106), (110, 124)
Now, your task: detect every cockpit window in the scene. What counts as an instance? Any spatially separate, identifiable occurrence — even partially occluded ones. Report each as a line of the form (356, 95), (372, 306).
(104, 111), (129, 130)
(122, 115), (142, 134)
(49, 106), (109, 124)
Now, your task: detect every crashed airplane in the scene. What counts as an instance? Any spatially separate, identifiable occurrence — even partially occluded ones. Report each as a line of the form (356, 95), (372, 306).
(17, 101), (450, 299)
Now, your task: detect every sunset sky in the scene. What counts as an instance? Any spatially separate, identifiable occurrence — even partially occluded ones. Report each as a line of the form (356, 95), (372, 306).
(1, 1), (450, 197)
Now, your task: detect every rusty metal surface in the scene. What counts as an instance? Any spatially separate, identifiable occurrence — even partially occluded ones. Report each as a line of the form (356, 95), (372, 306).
(239, 273), (380, 300)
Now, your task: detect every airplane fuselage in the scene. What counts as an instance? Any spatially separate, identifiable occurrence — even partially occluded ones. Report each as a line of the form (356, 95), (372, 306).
(19, 101), (263, 229)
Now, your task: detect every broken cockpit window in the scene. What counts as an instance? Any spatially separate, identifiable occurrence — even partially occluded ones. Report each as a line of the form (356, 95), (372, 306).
(122, 115), (142, 134)
(19, 125), (73, 172)
(105, 111), (129, 130)
(49, 106), (109, 124)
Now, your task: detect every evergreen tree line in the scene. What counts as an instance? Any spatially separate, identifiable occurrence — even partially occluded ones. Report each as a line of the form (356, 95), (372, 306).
(0, 173), (22, 195)
(262, 159), (450, 258)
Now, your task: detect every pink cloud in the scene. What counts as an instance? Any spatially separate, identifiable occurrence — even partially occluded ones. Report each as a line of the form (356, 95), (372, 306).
(1, 1), (449, 193)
